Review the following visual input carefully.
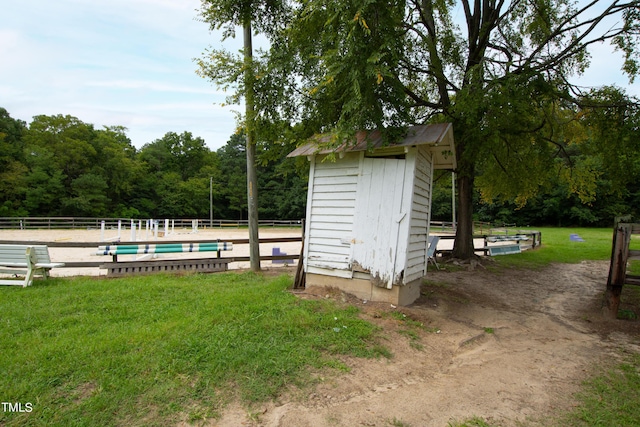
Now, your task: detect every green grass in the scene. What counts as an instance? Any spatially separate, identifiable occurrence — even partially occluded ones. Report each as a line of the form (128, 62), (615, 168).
(388, 417), (413, 426)
(556, 352), (640, 427)
(489, 227), (614, 268)
(447, 416), (493, 427)
(0, 272), (386, 426)
(2, 226), (639, 426)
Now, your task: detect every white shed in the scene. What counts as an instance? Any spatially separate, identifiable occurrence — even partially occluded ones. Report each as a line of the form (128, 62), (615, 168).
(288, 123), (456, 306)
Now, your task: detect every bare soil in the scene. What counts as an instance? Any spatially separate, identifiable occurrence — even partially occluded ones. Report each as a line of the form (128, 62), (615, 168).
(214, 261), (640, 427)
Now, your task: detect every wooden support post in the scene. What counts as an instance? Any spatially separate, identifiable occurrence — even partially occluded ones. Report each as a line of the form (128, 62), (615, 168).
(604, 223), (632, 319)
(294, 219), (305, 289)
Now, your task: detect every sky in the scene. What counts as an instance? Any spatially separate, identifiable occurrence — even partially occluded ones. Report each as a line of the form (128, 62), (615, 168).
(1, 0), (637, 151)
(1, 0), (240, 150)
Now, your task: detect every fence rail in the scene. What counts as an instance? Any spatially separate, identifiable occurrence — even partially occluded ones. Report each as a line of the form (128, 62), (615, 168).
(0, 217), (530, 235)
(433, 232), (542, 257)
(0, 236), (303, 269)
(0, 231), (541, 272)
(0, 217), (303, 230)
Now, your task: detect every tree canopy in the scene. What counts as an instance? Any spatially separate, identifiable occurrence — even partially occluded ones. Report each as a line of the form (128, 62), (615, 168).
(0, 108), (308, 221)
(240, 0), (640, 258)
(2, 2), (639, 240)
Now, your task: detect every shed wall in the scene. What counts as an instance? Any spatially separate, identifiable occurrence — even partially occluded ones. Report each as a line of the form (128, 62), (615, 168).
(404, 147), (434, 283)
(304, 153), (360, 275)
(303, 147), (435, 292)
(351, 157), (410, 288)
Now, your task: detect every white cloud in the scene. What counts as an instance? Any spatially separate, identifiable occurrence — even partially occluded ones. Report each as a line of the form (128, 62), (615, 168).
(1, 0), (238, 150)
(4, 0), (634, 154)
(576, 41), (638, 96)
(84, 79), (224, 95)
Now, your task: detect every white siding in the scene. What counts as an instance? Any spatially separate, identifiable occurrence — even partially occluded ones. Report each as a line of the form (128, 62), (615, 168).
(404, 147), (433, 283)
(305, 153), (360, 273)
(303, 146), (435, 287)
(395, 152), (418, 285)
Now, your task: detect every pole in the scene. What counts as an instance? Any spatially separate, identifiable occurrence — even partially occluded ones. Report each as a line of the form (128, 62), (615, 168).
(244, 20), (261, 271)
(210, 176), (213, 228)
(452, 172), (456, 231)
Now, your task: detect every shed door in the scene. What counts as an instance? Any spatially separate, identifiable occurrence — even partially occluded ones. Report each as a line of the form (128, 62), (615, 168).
(352, 158), (407, 289)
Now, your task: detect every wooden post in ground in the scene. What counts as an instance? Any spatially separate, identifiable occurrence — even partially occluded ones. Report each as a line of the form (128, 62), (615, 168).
(294, 219), (305, 289)
(604, 223), (632, 319)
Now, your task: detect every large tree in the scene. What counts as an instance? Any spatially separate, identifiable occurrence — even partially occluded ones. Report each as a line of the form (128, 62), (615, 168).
(474, 86), (640, 226)
(198, 0), (290, 271)
(261, 0), (639, 259)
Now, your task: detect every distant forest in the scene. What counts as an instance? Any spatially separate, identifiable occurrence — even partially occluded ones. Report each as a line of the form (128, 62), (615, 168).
(0, 108), (307, 221)
(1, 106), (638, 226)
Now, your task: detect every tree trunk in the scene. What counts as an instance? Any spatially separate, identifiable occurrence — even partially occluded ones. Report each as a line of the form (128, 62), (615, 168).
(449, 119), (477, 260)
(244, 21), (261, 271)
(452, 171), (476, 259)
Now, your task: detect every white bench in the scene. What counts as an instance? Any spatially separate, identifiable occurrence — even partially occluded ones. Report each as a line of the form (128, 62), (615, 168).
(488, 244), (522, 256)
(427, 235), (440, 270)
(0, 245), (65, 287)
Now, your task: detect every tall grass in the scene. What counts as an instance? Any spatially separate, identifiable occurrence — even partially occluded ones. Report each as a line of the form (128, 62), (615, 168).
(0, 272), (386, 426)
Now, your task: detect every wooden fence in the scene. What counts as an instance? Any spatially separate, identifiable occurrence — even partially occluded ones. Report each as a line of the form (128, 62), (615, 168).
(0, 217), (303, 230)
(434, 231), (541, 257)
(0, 217), (526, 237)
(0, 236), (303, 270)
(0, 229), (541, 274)
(604, 222), (640, 319)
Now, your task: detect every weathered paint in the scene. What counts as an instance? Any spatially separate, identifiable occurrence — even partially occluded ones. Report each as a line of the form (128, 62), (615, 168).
(295, 124), (453, 305)
(351, 157), (408, 288)
(304, 152), (360, 275)
(407, 147), (433, 282)
(303, 146), (436, 289)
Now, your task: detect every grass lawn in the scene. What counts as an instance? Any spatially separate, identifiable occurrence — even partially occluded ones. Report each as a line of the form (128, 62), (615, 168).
(0, 272), (386, 426)
(490, 226), (614, 268)
(1, 226), (639, 426)
(555, 351), (640, 427)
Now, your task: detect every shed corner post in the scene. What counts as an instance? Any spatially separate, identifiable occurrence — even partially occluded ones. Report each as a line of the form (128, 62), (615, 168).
(303, 154), (316, 263)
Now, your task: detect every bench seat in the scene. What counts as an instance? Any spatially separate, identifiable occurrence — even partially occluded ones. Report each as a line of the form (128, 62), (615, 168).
(0, 245), (65, 287)
(488, 244), (522, 256)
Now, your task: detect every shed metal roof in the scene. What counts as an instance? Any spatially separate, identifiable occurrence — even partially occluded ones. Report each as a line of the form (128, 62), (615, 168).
(287, 123), (456, 169)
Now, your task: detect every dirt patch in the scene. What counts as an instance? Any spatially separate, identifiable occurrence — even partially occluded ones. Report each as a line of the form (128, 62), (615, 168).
(213, 261), (640, 427)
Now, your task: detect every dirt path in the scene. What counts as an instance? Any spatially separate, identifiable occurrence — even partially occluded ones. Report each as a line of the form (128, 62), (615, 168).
(215, 261), (640, 427)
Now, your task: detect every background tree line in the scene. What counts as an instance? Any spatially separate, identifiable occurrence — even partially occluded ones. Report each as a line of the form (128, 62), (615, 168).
(429, 87), (640, 227)
(1, 96), (638, 227)
(0, 107), (307, 221)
